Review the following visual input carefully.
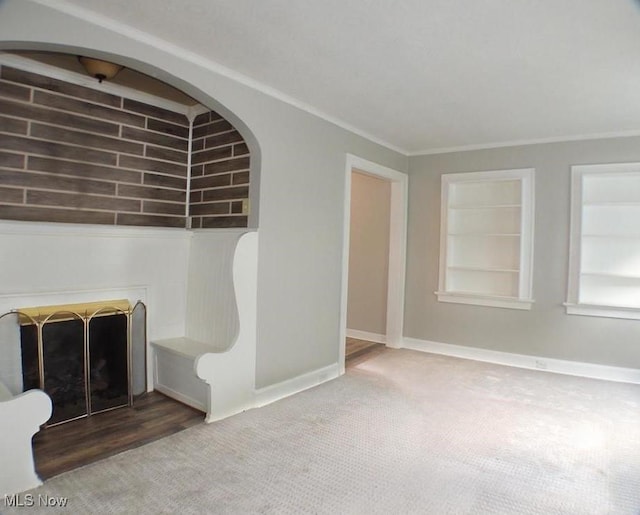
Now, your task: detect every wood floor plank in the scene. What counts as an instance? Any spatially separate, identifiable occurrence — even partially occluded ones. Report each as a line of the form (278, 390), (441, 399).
(345, 337), (385, 366)
(33, 391), (203, 479)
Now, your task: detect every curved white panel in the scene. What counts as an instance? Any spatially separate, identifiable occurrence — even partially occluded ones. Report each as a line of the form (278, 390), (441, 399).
(185, 231), (242, 348)
(0, 386), (52, 496)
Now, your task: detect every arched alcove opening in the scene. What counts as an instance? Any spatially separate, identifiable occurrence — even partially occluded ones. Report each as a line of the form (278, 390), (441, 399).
(0, 43), (263, 483)
(0, 45), (261, 229)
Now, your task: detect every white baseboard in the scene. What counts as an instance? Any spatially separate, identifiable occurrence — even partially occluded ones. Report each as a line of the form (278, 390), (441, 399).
(253, 363), (341, 408)
(402, 337), (640, 385)
(346, 329), (387, 345)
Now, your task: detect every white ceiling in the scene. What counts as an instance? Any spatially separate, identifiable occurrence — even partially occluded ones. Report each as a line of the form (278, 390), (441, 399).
(36, 0), (640, 154)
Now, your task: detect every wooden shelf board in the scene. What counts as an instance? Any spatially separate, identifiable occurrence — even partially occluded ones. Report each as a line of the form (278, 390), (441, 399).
(448, 204), (521, 210)
(448, 266), (519, 273)
(448, 232), (520, 237)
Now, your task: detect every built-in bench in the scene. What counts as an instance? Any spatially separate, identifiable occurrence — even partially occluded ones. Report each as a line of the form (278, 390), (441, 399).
(152, 230), (258, 423)
(0, 379), (52, 496)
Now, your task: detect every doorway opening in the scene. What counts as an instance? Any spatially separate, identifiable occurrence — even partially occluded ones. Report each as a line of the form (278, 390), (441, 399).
(339, 155), (408, 373)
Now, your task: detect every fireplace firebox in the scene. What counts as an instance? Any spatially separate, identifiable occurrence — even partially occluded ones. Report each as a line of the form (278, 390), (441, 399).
(0, 300), (147, 427)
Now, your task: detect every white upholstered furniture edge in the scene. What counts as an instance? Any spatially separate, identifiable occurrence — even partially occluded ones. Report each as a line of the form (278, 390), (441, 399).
(0, 380), (52, 496)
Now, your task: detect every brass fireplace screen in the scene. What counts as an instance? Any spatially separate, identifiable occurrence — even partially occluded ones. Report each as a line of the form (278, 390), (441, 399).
(0, 299), (147, 427)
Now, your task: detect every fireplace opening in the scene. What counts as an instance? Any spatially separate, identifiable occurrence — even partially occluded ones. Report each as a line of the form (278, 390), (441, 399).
(88, 313), (129, 413)
(0, 300), (147, 427)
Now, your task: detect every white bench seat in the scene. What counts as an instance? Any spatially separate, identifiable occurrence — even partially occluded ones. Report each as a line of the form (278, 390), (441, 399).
(151, 231), (257, 423)
(153, 337), (228, 358)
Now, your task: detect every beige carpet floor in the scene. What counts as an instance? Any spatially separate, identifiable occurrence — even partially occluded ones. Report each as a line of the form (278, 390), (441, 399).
(4, 348), (640, 514)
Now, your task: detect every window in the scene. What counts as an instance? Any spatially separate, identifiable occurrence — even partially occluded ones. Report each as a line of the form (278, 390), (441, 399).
(436, 168), (535, 310)
(566, 163), (640, 319)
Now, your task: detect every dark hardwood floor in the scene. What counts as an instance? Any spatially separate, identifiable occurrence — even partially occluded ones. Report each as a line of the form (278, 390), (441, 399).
(345, 337), (386, 367)
(33, 391), (204, 479)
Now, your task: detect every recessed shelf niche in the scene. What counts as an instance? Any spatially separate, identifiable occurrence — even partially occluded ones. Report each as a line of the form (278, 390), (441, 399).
(567, 165), (640, 317)
(436, 169), (535, 309)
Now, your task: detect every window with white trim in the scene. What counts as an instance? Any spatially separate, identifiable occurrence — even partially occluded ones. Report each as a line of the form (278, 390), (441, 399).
(436, 168), (535, 310)
(566, 163), (640, 319)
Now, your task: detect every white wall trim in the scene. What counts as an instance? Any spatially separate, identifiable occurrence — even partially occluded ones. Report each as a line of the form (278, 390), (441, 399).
(345, 329), (387, 345)
(253, 363), (340, 408)
(434, 292), (535, 310)
(0, 52), (196, 116)
(0, 222), (253, 244)
(340, 155), (408, 374)
(564, 302), (640, 321)
(0, 220), (191, 240)
(26, 0), (406, 156)
(402, 337), (640, 385)
(0, 285), (147, 307)
(408, 129), (640, 157)
(348, 156), (408, 182)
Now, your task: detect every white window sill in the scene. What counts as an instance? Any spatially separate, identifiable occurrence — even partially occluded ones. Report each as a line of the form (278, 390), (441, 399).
(435, 291), (534, 310)
(564, 302), (640, 320)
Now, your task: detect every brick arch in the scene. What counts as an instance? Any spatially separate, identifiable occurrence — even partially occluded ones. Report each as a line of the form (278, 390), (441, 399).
(0, 52), (257, 229)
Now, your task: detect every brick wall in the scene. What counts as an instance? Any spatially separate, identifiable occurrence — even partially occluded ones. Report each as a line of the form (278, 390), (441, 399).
(189, 111), (249, 228)
(0, 64), (250, 229)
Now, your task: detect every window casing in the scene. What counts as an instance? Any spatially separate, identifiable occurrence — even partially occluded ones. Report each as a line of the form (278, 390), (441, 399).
(436, 168), (535, 310)
(566, 163), (640, 320)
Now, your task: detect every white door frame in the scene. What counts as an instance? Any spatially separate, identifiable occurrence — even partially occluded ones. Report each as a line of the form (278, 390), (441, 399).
(339, 154), (408, 374)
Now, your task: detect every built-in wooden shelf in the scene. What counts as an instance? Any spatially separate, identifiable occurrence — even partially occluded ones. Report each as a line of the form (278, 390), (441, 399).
(438, 169), (534, 309)
(569, 164), (640, 317)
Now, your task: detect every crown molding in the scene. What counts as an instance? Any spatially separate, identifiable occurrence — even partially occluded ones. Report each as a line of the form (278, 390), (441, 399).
(408, 129), (640, 157)
(29, 0), (407, 156)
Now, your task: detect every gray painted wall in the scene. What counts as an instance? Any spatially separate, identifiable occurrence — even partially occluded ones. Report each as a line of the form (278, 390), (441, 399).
(347, 171), (390, 335)
(0, 0), (408, 389)
(406, 137), (640, 369)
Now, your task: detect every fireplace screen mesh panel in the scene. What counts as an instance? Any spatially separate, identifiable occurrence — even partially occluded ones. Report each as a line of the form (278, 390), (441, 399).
(89, 313), (128, 414)
(18, 321), (39, 392)
(0, 300), (148, 427)
(41, 315), (87, 425)
(131, 301), (147, 397)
